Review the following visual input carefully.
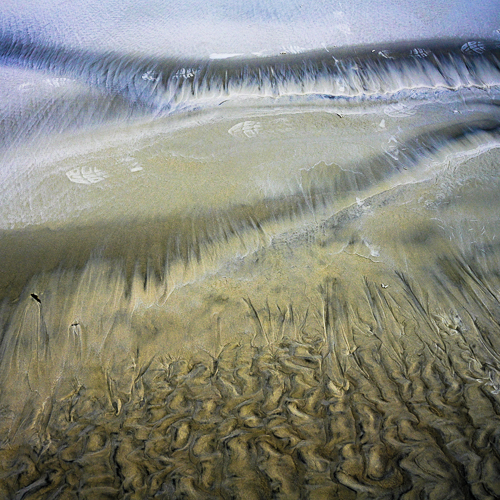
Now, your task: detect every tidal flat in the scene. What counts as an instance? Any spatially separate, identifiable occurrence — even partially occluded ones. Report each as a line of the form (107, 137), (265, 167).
(1, 37), (500, 499)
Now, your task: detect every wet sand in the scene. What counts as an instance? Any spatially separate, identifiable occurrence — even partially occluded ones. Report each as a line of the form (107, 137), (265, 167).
(2, 146), (500, 498)
(1, 42), (500, 498)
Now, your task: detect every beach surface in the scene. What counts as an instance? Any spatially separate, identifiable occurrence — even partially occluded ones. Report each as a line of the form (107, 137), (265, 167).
(1, 19), (500, 499)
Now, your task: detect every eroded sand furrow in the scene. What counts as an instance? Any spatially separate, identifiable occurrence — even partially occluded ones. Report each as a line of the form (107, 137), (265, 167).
(2, 288), (494, 498)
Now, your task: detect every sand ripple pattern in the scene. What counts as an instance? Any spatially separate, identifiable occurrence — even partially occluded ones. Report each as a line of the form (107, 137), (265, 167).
(1, 269), (500, 499)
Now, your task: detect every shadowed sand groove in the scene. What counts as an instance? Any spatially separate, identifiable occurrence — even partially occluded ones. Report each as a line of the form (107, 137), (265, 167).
(3, 34), (500, 112)
(2, 38), (500, 498)
(1, 35), (500, 149)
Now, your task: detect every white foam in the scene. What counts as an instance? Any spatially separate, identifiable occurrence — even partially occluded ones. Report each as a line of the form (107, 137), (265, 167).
(209, 53), (244, 60)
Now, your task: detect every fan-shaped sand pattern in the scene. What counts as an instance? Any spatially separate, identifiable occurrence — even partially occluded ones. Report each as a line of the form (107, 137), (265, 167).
(1, 247), (500, 499)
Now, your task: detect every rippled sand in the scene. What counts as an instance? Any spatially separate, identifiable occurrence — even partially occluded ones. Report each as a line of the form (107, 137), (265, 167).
(1, 40), (500, 499)
(2, 246), (500, 499)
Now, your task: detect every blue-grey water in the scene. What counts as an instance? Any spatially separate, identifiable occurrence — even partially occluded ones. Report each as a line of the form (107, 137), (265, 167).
(1, 3), (500, 499)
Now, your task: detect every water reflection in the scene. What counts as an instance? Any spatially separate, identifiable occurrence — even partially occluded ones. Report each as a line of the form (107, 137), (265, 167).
(1, 29), (500, 499)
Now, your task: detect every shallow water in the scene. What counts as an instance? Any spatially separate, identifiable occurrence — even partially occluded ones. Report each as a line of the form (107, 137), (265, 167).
(1, 10), (500, 499)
